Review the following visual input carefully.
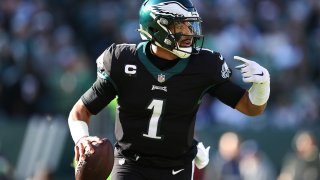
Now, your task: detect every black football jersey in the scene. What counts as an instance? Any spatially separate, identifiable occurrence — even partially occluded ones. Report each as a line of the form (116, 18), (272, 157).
(82, 42), (245, 163)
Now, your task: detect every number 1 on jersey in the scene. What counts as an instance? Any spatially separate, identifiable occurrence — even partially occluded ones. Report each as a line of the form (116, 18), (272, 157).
(143, 99), (164, 139)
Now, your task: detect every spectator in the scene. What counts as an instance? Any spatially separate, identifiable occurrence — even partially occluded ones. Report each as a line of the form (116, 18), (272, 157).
(278, 130), (320, 180)
(204, 132), (242, 180)
(239, 140), (276, 180)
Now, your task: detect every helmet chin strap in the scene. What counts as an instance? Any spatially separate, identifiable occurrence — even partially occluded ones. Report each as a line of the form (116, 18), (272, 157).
(154, 41), (192, 59)
(172, 47), (191, 58)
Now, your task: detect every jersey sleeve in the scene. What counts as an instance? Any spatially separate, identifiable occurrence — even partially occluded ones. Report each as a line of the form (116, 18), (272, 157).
(205, 51), (245, 108)
(97, 43), (116, 81)
(212, 52), (232, 83)
(81, 78), (117, 115)
(199, 49), (232, 85)
(208, 80), (246, 109)
(81, 44), (118, 115)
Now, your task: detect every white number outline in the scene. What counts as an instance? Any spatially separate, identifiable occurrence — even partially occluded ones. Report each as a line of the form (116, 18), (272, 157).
(143, 99), (164, 139)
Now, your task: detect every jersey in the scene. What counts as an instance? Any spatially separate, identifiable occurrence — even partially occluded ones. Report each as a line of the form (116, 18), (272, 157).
(81, 41), (245, 167)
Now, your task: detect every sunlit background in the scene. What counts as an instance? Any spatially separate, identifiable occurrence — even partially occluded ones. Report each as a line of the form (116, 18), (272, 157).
(0, 0), (319, 179)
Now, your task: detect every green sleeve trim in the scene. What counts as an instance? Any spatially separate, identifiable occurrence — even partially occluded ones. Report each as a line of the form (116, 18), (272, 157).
(97, 71), (109, 80)
(97, 72), (119, 93)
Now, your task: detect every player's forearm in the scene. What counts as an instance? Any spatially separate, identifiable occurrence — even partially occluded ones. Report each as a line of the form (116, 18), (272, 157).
(236, 91), (267, 116)
(248, 97), (267, 116)
(69, 99), (91, 123)
(68, 99), (92, 143)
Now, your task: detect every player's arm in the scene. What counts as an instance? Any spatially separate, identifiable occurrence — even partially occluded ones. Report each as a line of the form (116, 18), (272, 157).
(69, 77), (117, 163)
(69, 77), (117, 162)
(234, 56), (270, 116)
(208, 55), (269, 116)
(68, 99), (102, 162)
(69, 98), (115, 179)
(235, 91), (266, 116)
(69, 45), (117, 161)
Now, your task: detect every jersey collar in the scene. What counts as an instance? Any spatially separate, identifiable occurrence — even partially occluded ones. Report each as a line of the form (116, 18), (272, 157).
(137, 41), (189, 83)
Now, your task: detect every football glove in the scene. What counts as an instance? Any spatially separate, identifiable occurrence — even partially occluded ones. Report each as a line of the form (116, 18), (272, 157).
(234, 56), (270, 84)
(195, 142), (210, 169)
(234, 56), (270, 106)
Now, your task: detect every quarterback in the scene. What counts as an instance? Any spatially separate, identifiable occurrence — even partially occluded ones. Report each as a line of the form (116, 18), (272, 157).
(68, 0), (270, 179)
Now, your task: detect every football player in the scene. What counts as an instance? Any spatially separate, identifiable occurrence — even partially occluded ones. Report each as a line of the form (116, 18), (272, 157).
(68, 0), (270, 179)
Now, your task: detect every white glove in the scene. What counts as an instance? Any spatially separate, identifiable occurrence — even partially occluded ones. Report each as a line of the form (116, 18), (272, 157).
(234, 56), (270, 106)
(234, 56), (270, 84)
(195, 142), (210, 169)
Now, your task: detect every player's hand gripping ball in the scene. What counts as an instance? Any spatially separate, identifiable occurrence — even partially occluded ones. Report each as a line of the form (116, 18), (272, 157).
(75, 138), (114, 180)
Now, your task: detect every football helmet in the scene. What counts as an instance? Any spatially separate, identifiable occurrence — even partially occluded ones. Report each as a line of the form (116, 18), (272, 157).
(138, 0), (204, 58)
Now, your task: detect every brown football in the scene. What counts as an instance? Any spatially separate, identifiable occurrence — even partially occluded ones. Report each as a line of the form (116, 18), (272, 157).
(75, 138), (114, 180)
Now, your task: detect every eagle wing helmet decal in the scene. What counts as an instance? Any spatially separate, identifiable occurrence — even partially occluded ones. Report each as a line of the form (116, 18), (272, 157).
(149, 1), (199, 18)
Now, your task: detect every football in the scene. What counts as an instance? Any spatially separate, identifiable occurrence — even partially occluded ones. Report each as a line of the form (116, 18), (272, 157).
(75, 138), (114, 180)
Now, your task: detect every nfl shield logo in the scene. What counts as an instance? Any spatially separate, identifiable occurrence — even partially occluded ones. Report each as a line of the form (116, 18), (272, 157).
(157, 74), (166, 83)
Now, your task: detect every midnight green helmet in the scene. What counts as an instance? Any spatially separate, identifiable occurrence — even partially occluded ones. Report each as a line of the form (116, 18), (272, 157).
(138, 0), (204, 58)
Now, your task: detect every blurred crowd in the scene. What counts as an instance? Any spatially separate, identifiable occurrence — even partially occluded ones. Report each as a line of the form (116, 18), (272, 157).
(200, 130), (320, 180)
(0, 0), (320, 179)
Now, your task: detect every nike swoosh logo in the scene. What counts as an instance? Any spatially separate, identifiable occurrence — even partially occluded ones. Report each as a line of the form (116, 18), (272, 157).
(254, 72), (264, 76)
(172, 169), (184, 175)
